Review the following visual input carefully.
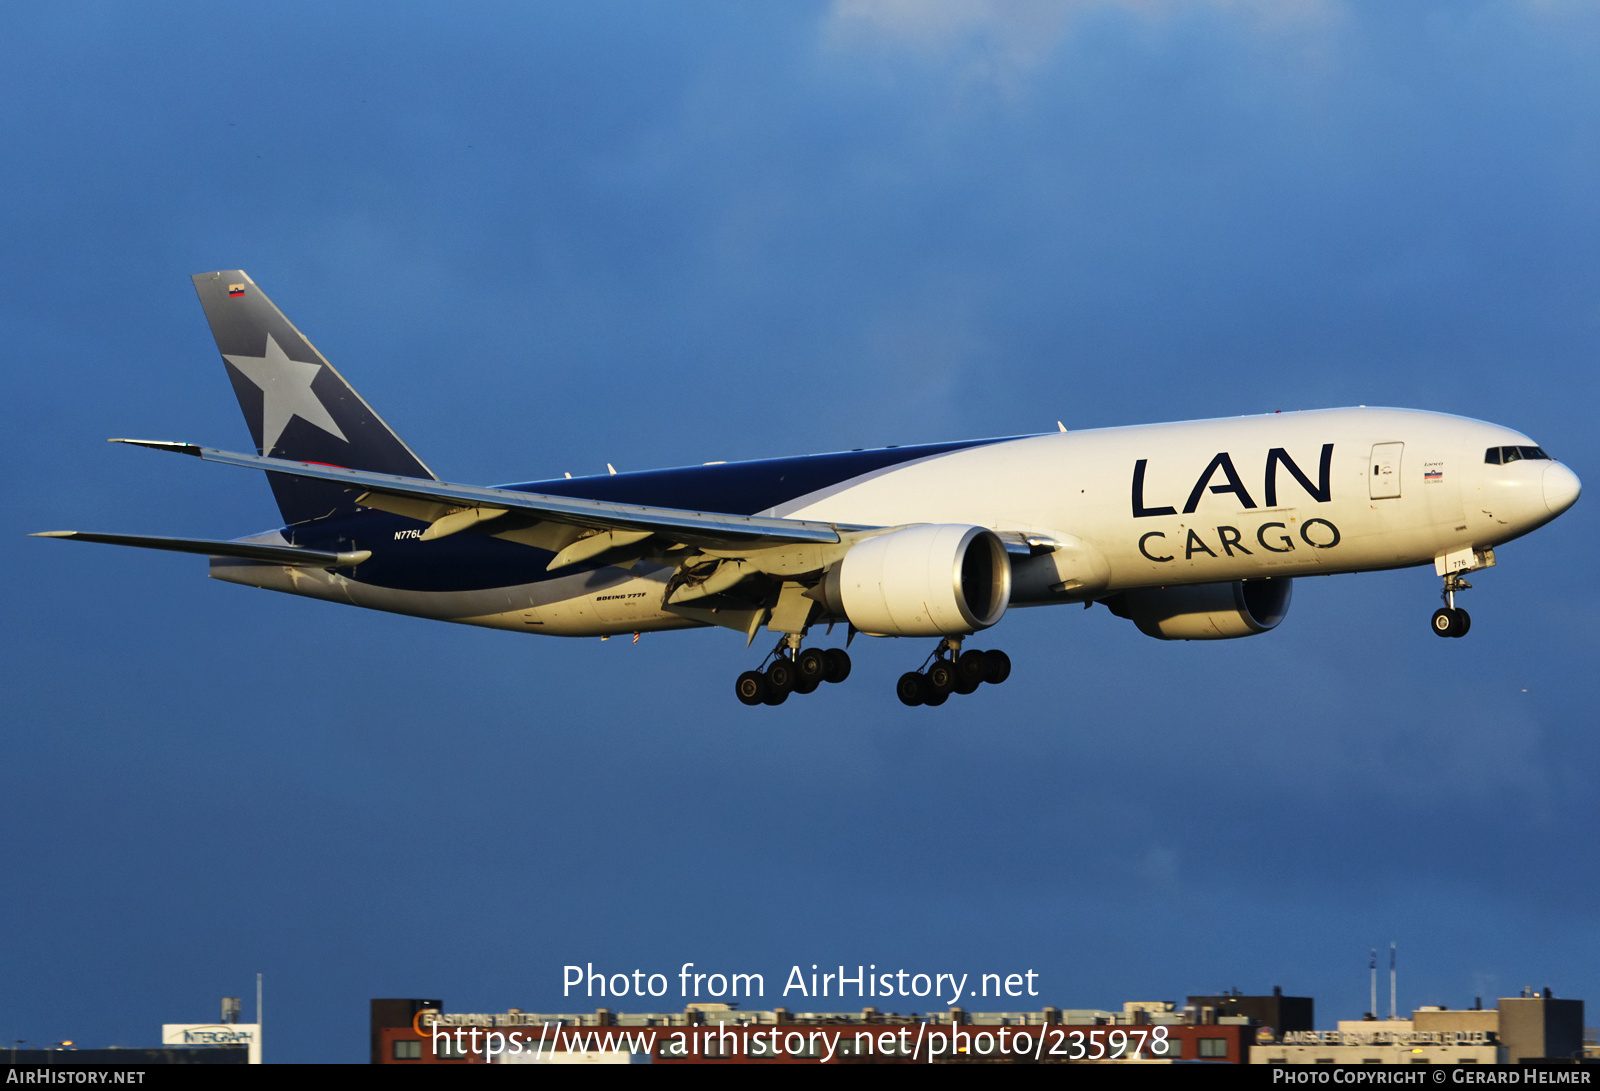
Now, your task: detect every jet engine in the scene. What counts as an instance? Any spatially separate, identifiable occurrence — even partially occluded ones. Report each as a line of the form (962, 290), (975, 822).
(813, 524), (1011, 637)
(1103, 578), (1292, 640)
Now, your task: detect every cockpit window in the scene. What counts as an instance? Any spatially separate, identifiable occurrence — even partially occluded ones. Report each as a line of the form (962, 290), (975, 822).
(1484, 445), (1551, 465)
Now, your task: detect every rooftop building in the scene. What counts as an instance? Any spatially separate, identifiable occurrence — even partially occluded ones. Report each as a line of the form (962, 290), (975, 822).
(1252, 994), (1586, 1065)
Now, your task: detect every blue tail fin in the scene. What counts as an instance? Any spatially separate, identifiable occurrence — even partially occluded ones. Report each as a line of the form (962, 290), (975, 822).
(191, 271), (436, 525)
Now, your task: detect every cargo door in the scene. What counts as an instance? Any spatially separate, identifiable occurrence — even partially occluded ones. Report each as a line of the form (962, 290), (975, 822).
(1370, 442), (1403, 500)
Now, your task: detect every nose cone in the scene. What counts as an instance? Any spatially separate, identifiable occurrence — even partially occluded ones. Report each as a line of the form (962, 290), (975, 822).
(1543, 463), (1582, 515)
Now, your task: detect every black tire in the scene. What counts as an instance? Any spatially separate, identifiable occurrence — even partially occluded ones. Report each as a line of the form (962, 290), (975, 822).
(824, 648), (852, 684)
(1453, 608), (1471, 637)
(927, 660), (958, 695)
(1431, 608), (1455, 638)
(735, 670), (767, 706)
(983, 649), (1012, 685)
(766, 657), (797, 693)
(796, 648), (829, 686)
(896, 671), (927, 706)
(762, 687), (789, 706)
(794, 675), (821, 695)
(954, 672), (981, 696)
(924, 687), (949, 707)
(956, 649), (988, 687)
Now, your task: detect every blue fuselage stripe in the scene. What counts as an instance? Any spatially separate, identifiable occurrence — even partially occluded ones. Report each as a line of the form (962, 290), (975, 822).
(281, 438), (1004, 592)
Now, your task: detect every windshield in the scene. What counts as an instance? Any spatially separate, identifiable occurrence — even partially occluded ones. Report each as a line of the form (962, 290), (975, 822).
(1484, 445), (1550, 465)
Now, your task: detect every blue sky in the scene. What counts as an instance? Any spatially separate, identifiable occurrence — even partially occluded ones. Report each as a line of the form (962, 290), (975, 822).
(4, 1), (1597, 1061)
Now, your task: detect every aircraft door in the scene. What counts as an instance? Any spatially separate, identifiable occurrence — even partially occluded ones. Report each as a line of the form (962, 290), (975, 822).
(1370, 442), (1403, 499)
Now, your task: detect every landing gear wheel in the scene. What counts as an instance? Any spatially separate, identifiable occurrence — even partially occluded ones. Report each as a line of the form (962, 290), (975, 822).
(955, 650), (988, 688)
(1452, 608), (1470, 637)
(796, 648), (830, 687)
(735, 670), (768, 706)
(896, 671), (927, 707)
(762, 687), (789, 706)
(766, 657), (797, 693)
(983, 649), (1012, 685)
(1432, 608), (1460, 638)
(923, 686), (949, 707)
(824, 648), (852, 684)
(927, 660), (958, 695)
(794, 675), (821, 695)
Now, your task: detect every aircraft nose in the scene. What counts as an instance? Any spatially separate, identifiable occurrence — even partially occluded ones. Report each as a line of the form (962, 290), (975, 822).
(1543, 462), (1581, 515)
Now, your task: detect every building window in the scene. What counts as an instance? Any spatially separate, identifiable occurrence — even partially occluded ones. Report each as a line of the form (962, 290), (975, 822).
(1197, 1038), (1228, 1058)
(434, 1037), (468, 1060)
(1153, 1036), (1182, 1058)
(392, 1039), (421, 1060)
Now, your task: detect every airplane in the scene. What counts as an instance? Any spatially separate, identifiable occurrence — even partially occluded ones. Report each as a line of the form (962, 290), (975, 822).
(34, 271), (1582, 707)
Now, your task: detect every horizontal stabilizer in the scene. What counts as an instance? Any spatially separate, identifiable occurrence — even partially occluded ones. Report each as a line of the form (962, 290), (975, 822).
(110, 439), (852, 549)
(31, 530), (371, 568)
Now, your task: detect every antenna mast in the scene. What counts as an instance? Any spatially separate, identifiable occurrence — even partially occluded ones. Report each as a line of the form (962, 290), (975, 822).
(1369, 949), (1377, 1018)
(1389, 943), (1397, 1020)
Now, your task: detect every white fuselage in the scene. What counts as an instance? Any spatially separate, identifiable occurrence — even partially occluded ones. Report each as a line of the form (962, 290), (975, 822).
(212, 407), (1579, 638)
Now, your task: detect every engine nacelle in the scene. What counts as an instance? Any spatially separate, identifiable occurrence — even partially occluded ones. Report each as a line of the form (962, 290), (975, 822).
(816, 524), (1011, 637)
(1105, 578), (1292, 640)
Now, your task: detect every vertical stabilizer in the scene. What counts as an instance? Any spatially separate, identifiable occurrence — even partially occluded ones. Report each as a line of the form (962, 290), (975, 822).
(191, 271), (436, 525)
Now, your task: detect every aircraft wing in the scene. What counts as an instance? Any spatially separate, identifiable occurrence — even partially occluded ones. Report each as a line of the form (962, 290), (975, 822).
(110, 439), (849, 548)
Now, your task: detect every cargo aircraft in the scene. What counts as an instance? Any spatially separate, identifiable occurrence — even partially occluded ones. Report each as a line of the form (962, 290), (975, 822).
(35, 272), (1582, 706)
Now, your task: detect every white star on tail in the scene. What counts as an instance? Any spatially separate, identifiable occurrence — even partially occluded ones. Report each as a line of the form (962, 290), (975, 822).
(223, 334), (348, 455)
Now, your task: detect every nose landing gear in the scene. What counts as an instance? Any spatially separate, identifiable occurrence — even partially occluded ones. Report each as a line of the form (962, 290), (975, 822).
(896, 638), (1011, 707)
(1431, 573), (1472, 638)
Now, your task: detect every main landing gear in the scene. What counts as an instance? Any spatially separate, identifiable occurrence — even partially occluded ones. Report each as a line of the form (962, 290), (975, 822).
(1431, 572), (1472, 639)
(735, 634), (852, 706)
(896, 638), (1010, 708)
